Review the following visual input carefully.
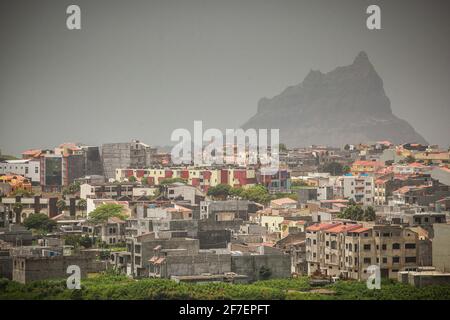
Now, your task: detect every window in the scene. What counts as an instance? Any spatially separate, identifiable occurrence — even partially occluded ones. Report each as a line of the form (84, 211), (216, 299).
(382, 257), (387, 263)
(364, 258), (371, 264)
(363, 244), (371, 251)
(392, 243), (401, 250)
(392, 256), (400, 263)
(405, 243), (416, 249)
(382, 244), (387, 250)
(405, 257), (416, 263)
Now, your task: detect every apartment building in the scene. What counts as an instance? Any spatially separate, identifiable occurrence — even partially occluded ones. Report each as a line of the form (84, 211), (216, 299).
(340, 175), (374, 205)
(0, 159), (40, 184)
(115, 167), (256, 192)
(101, 140), (156, 181)
(306, 222), (421, 280)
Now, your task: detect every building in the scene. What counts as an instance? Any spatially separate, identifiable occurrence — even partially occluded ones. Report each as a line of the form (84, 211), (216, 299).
(12, 251), (106, 284)
(340, 175), (374, 205)
(0, 159), (40, 184)
(306, 222), (421, 280)
(432, 224), (450, 273)
(101, 140), (156, 180)
(270, 197), (297, 209)
(0, 174), (32, 195)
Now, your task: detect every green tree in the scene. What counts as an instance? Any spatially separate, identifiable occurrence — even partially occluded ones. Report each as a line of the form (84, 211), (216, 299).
(63, 182), (81, 196)
(229, 187), (244, 198)
(338, 204), (364, 221)
(128, 176), (137, 183)
(343, 165), (351, 174)
(78, 199), (87, 217)
(241, 185), (271, 204)
(278, 143), (288, 152)
(363, 206), (376, 222)
(88, 204), (127, 225)
(259, 266), (272, 280)
(11, 188), (34, 197)
(318, 162), (344, 176)
(207, 184), (231, 200)
(23, 213), (56, 232)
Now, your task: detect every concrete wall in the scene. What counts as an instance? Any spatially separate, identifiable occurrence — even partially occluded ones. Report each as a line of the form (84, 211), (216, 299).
(163, 253), (231, 278)
(12, 255), (106, 284)
(231, 254), (291, 282)
(433, 224), (450, 272)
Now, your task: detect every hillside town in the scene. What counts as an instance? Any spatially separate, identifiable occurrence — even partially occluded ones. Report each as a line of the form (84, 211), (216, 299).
(1, 139), (449, 290)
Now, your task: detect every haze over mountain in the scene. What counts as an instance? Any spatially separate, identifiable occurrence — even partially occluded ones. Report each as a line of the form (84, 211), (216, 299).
(242, 51), (428, 147)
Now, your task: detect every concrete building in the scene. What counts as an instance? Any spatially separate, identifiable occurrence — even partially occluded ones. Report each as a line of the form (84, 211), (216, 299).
(0, 159), (40, 184)
(12, 251), (106, 284)
(432, 224), (450, 273)
(101, 140), (156, 181)
(340, 175), (374, 205)
(306, 222), (421, 280)
(200, 200), (250, 221)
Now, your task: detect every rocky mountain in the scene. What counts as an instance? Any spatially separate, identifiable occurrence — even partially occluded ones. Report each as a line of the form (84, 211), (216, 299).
(242, 51), (428, 147)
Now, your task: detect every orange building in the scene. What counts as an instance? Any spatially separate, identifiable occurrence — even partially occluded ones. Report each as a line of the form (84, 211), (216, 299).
(0, 174), (32, 194)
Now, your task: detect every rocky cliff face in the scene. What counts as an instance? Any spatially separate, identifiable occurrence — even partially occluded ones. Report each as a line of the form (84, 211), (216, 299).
(242, 51), (427, 147)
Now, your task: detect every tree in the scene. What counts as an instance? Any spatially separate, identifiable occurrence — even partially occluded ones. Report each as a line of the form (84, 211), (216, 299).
(78, 199), (87, 217)
(278, 143), (288, 152)
(342, 165), (351, 174)
(318, 162), (344, 176)
(229, 187), (244, 198)
(56, 199), (66, 213)
(128, 176), (137, 183)
(23, 213), (56, 232)
(344, 144), (350, 151)
(241, 185), (271, 204)
(11, 188), (34, 198)
(338, 204), (364, 221)
(363, 206), (376, 222)
(207, 184), (231, 200)
(88, 203), (127, 225)
(64, 234), (93, 248)
(12, 203), (23, 224)
(63, 182), (81, 196)
(259, 266), (272, 280)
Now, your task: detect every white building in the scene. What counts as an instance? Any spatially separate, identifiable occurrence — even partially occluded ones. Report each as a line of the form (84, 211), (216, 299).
(340, 175), (374, 206)
(0, 159), (40, 183)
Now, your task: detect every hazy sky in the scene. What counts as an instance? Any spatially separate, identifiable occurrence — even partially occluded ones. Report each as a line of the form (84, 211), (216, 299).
(1, 0), (449, 155)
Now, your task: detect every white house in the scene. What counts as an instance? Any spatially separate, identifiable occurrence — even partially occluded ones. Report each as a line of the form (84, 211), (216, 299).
(0, 159), (40, 183)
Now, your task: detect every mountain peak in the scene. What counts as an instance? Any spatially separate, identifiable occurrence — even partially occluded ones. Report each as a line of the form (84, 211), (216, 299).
(353, 51), (371, 66)
(242, 51), (428, 147)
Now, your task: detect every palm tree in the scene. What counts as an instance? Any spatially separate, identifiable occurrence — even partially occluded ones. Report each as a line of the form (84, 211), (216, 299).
(56, 199), (66, 214)
(78, 199), (87, 217)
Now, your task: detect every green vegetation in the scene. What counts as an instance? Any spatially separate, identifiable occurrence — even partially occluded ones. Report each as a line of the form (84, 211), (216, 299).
(88, 203), (127, 225)
(128, 176), (137, 183)
(0, 274), (449, 300)
(318, 162), (344, 176)
(62, 182), (81, 196)
(23, 213), (57, 233)
(207, 184), (231, 200)
(159, 177), (187, 185)
(63, 234), (93, 249)
(338, 204), (376, 222)
(11, 188), (34, 197)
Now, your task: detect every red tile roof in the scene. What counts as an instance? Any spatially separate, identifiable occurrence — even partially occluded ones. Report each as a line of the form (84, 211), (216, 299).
(306, 222), (339, 232)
